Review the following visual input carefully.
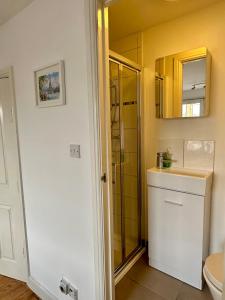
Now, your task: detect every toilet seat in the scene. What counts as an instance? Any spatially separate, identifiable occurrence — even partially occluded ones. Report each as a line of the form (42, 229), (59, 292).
(204, 253), (224, 292)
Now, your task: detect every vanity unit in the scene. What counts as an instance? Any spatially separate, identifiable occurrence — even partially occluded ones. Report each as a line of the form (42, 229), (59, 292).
(147, 167), (213, 289)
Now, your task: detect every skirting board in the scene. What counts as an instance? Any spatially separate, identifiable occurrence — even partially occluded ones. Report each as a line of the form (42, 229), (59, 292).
(28, 276), (57, 300)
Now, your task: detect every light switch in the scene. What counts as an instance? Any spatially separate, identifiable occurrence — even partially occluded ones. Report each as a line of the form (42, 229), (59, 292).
(70, 144), (81, 158)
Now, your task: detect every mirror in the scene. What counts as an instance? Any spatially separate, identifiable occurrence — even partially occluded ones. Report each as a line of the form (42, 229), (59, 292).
(155, 47), (211, 119)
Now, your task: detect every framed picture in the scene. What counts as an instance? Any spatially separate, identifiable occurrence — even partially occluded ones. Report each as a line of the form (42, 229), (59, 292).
(34, 60), (65, 108)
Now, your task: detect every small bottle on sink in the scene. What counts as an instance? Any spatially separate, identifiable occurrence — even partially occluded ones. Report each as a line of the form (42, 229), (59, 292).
(156, 149), (173, 169)
(156, 152), (165, 169)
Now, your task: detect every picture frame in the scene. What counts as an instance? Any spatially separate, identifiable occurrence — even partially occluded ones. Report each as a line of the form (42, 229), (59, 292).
(34, 60), (66, 108)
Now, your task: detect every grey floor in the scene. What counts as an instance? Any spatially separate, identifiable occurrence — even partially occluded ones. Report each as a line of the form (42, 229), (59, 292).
(116, 256), (213, 300)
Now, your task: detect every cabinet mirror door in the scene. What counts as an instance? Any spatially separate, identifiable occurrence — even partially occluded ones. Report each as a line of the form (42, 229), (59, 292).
(155, 47), (211, 119)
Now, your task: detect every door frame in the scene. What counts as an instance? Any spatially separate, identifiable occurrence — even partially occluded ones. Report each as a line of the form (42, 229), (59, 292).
(85, 0), (146, 299)
(85, 1), (114, 300)
(0, 66), (29, 282)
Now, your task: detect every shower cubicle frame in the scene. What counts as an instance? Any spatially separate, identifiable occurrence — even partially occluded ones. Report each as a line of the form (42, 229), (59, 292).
(109, 50), (145, 281)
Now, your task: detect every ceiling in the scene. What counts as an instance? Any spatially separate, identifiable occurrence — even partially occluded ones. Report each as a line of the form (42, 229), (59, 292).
(109, 0), (222, 41)
(0, 0), (33, 26)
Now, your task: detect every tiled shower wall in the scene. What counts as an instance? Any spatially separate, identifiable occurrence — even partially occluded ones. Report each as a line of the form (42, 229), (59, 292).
(110, 32), (143, 65)
(157, 139), (215, 171)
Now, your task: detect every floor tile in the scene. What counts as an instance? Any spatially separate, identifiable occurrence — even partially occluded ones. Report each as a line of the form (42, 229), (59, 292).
(127, 260), (182, 300)
(116, 277), (165, 300)
(116, 256), (213, 300)
(176, 283), (213, 300)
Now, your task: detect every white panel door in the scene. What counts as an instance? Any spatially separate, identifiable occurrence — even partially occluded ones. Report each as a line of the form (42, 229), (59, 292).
(0, 75), (27, 281)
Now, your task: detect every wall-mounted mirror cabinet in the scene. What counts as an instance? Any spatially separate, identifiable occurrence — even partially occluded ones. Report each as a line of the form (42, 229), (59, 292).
(155, 47), (211, 119)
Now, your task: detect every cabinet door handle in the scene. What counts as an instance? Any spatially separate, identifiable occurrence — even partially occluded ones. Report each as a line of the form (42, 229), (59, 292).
(165, 199), (183, 206)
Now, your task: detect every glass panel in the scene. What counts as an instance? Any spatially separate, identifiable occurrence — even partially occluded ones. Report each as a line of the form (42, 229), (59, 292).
(110, 59), (141, 272)
(110, 61), (123, 269)
(121, 66), (139, 257)
(182, 58), (206, 117)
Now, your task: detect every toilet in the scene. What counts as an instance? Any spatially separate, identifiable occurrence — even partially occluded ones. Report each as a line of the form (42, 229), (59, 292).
(203, 253), (224, 300)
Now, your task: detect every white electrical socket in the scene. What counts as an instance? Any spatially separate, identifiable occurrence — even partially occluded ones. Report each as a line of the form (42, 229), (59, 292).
(59, 277), (78, 300)
(59, 278), (69, 295)
(68, 284), (78, 300)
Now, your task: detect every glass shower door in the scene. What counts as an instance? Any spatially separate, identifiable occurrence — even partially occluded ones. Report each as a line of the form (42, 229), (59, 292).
(121, 66), (140, 259)
(109, 58), (141, 272)
(110, 61), (123, 269)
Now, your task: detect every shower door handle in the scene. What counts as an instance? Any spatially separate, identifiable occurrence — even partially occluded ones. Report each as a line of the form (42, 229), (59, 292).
(112, 163), (118, 185)
(112, 162), (123, 185)
(101, 173), (107, 183)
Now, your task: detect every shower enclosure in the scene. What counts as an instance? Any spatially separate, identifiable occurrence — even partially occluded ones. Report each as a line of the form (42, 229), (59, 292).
(109, 51), (142, 274)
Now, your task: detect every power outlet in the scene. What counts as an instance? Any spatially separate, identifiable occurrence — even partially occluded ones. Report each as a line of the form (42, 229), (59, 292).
(68, 284), (78, 300)
(59, 278), (69, 295)
(59, 277), (78, 300)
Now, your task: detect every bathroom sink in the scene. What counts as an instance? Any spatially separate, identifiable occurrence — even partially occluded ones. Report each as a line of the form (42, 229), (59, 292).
(147, 167), (213, 196)
(151, 167), (212, 178)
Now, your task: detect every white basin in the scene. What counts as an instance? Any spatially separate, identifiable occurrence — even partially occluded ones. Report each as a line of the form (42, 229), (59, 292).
(147, 167), (213, 196)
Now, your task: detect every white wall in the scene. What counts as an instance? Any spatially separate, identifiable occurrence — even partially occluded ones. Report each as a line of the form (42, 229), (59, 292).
(0, 0), (98, 299)
(143, 0), (225, 253)
(109, 32), (143, 65)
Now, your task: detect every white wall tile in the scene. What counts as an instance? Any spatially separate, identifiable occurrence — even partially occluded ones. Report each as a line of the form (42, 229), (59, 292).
(184, 140), (215, 171)
(157, 139), (184, 168)
(125, 218), (139, 256)
(110, 33), (138, 54)
(124, 152), (137, 176)
(124, 129), (137, 153)
(124, 175), (137, 197)
(109, 32), (142, 65)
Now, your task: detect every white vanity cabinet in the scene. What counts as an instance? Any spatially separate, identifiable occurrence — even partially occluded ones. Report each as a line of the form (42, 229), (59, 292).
(147, 167), (213, 289)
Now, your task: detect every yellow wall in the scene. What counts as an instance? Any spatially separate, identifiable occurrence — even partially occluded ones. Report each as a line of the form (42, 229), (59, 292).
(110, 32), (143, 65)
(143, 0), (225, 252)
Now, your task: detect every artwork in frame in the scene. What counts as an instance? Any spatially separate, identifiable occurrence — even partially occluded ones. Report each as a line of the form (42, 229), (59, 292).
(35, 60), (65, 107)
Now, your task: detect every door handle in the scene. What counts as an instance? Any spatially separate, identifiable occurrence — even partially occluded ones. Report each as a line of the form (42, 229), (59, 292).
(112, 163), (119, 185)
(101, 173), (107, 183)
(164, 199), (183, 206)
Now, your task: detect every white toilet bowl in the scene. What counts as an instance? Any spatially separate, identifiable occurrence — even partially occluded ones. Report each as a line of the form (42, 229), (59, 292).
(203, 253), (224, 300)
